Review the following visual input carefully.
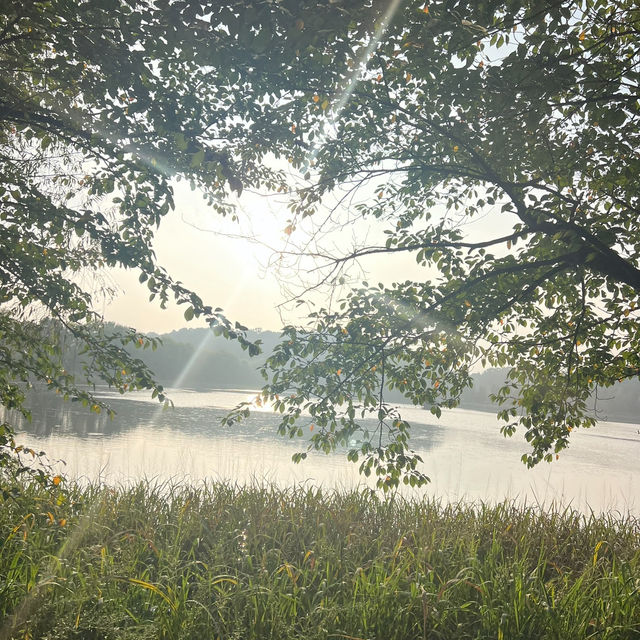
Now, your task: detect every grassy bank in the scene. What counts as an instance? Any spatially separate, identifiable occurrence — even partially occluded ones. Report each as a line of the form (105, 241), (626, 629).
(0, 480), (639, 639)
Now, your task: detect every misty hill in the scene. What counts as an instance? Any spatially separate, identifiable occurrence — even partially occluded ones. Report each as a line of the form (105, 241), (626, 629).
(133, 328), (281, 390)
(128, 328), (640, 424)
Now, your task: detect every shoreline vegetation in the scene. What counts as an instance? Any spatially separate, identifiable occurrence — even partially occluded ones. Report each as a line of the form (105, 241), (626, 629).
(0, 480), (638, 639)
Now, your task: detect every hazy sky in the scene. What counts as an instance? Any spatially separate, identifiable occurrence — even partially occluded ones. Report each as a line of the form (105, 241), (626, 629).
(102, 176), (432, 334)
(103, 174), (511, 335)
(104, 183), (292, 333)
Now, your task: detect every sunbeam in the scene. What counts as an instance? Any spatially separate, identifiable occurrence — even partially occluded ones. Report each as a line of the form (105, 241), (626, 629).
(169, 331), (213, 391)
(146, 266), (258, 428)
(303, 0), (405, 169)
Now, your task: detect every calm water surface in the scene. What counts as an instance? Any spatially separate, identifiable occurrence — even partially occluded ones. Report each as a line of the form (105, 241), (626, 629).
(7, 388), (640, 514)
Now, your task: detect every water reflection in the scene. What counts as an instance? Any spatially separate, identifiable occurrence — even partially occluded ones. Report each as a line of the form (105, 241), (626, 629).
(4, 388), (639, 515)
(1, 390), (116, 437)
(4, 388), (444, 454)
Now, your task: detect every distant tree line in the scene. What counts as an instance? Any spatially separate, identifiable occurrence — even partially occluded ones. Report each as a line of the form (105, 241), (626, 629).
(138, 328), (640, 424)
(459, 369), (640, 425)
(13, 320), (638, 426)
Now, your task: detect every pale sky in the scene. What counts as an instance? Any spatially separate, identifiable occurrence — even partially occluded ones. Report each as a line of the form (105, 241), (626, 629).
(104, 183), (291, 333)
(103, 179), (425, 333)
(103, 176), (512, 335)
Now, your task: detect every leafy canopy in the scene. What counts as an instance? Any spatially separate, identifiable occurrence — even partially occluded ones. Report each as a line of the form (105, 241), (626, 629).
(2, 0), (639, 489)
(226, 0), (640, 488)
(0, 0), (291, 480)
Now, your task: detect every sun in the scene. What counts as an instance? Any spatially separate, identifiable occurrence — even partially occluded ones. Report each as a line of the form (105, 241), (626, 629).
(234, 193), (292, 272)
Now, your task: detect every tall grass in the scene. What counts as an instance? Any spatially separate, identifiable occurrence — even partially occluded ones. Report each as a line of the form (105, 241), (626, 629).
(0, 480), (638, 639)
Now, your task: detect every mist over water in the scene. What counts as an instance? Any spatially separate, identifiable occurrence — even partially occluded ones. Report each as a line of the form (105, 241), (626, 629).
(5, 388), (640, 515)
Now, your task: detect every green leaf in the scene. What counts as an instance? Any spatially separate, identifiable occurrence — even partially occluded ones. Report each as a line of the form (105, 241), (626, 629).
(174, 132), (188, 151)
(190, 149), (205, 167)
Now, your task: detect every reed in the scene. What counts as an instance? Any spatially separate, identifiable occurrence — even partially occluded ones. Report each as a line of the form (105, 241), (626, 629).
(0, 479), (638, 639)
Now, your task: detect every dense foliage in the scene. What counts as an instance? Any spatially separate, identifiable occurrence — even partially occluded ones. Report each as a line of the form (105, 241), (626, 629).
(0, 0), (277, 480)
(2, 0), (640, 487)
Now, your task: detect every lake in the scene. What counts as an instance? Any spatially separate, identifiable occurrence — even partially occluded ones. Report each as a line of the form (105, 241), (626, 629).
(6, 388), (640, 515)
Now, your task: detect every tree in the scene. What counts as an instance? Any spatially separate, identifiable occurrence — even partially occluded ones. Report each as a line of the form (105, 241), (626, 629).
(224, 0), (640, 488)
(2, 0), (639, 490)
(2, 0), (388, 487)
(0, 0), (292, 482)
